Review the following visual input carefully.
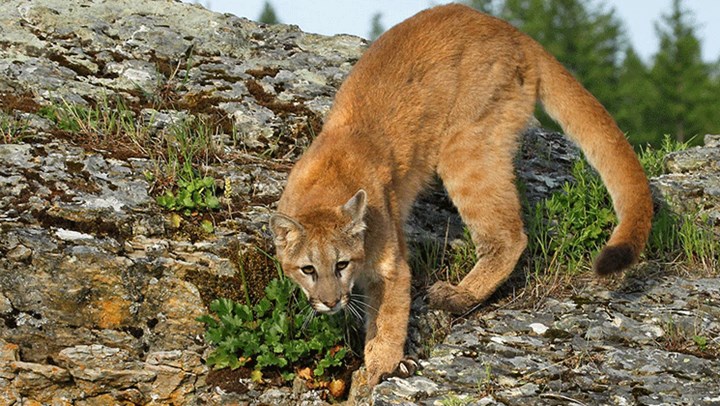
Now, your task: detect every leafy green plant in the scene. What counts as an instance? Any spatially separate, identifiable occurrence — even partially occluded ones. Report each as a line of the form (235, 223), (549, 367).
(439, 393), (472, 406)
(693, 335), (708, 351)
(156, 175), (220, 214)
(197, 277), (349, 382)
(154, 117), (223, 215)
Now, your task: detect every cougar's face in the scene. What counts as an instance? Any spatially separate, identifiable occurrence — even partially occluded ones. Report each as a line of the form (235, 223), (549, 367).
(270, 190), (367, 315)
(281, 232), (364, 314)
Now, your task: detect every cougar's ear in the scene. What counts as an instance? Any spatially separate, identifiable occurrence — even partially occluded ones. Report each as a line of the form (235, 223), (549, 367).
(342, 189), (367, 235)
(269, 214), (304, 247)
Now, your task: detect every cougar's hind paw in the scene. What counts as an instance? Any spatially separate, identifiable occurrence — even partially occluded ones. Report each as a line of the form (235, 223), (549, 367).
(427, 281), (477, 314)
(379, 357), (420, 381)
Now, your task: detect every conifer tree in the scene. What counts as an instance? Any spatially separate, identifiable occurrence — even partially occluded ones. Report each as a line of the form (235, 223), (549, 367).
(368, 12), (385, 41)
(259, 1), (280, 24)
(616, 48), (659, 145)
(650, 0), (714, 143)
(497, 0), (625, 114)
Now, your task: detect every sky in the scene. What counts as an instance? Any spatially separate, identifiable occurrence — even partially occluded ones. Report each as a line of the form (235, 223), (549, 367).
(187, 0), (720, 63)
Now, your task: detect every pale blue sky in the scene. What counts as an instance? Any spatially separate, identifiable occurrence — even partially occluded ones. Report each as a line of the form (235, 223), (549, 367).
(188, 0), (720, 63)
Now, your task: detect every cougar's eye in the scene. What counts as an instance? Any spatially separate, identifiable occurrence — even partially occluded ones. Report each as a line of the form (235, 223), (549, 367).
(335, 261), (349, 278)
(300, 265), (316, 275)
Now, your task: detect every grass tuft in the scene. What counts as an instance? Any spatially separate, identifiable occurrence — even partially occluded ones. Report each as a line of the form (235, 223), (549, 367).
(0, 114), (29, 144)
(38, 97), (225, 216)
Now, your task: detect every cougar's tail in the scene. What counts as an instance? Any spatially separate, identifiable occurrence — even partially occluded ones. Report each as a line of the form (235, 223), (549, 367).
(528, 39), (653, 275)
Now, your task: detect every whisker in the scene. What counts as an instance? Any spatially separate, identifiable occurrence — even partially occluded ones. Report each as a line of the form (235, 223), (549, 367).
(351, 297), (379, 314)
(301, 307), (317, 331)
(345, 301), (364, 322)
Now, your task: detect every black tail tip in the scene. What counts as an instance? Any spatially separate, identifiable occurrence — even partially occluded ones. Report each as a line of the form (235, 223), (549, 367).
(593, 243), (636, 276)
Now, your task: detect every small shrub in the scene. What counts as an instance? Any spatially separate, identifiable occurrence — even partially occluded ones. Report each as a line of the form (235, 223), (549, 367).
(156, 175), (220, 214)
(198, 277), (350, 383)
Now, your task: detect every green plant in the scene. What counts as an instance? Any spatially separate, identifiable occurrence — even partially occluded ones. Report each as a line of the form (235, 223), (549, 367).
(154, 117), (223, 215)
(156, 175), (220, 214)
(162, 116), (217, 178)
(524, 140), (718, 276)
(693, 335), (708, 351)
(477, 362), (495, 396)
(39, 97), (142, 145)
(639, 139), (718, 271)
(526, 159), (616, 274)
(197, 277), (350, 382)
(639, 134), (690, 177)
(410, 228), (477, 286)
(0, 114), (28, 143)
(37, 98), (227, 217)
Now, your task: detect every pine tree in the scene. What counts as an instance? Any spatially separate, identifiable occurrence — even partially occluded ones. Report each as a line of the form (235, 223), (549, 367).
(259, 1), (280, 25)
(368, 13), (385, 41)
(650, 0), (716, 143)
(616, 47), (659, 145)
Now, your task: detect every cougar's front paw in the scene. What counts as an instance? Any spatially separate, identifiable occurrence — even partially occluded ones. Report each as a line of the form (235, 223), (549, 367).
(428, 281), (477, 314)
(379, 357), (420, 381)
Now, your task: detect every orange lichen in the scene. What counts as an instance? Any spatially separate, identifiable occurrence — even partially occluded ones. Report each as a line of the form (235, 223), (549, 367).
(95, 298), (130, 329)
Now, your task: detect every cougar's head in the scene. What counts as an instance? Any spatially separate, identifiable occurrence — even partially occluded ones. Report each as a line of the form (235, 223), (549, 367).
(269, 190), (367, 315)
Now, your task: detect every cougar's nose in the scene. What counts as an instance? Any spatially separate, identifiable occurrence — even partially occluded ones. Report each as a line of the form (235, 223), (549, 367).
(315, 298), (342, 314)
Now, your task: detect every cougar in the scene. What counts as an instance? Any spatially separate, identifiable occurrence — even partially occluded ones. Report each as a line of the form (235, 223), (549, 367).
(270, 4), (653, 387)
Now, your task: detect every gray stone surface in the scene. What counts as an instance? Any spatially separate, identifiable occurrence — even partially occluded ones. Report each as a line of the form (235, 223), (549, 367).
(374, 277), (720, 405)
(653, 134), (720, 228)
(0, 0), (718, 404)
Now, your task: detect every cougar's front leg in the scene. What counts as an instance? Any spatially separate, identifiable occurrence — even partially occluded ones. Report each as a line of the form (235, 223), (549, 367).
(362, 250), (412, 387)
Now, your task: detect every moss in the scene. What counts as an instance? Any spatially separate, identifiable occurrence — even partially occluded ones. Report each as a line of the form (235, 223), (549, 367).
(183, 270), (248, 308)
(183, 242), (278, 308)
(227, 241), (279, 305)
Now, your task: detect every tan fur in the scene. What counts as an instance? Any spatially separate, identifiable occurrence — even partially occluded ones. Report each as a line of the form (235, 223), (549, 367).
(270, 4), (653, 387)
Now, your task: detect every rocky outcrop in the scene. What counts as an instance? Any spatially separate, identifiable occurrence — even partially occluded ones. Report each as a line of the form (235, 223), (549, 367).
(1, 1), (718, 405)
(653, 134), (720, 230)
(373, 276), (720, 405)
(1, 0), (361, 403)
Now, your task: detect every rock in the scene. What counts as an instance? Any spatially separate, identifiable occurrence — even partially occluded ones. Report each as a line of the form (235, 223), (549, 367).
(652, 134), (720, 229)
(57, 345), (156, 386)
(0, 0), (362, 402)
(373, 277), (720, 405)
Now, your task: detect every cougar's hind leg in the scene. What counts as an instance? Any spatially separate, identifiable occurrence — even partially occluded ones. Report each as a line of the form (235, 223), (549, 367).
(429, 104), (532, 314)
